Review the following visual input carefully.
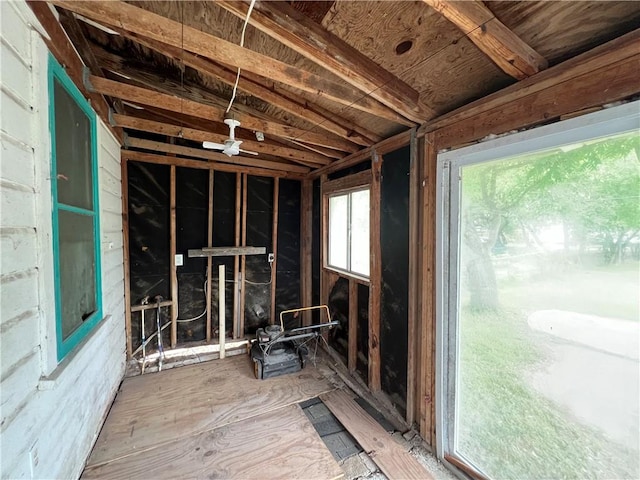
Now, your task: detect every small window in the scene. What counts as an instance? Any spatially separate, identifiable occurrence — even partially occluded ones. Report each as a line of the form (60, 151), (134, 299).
(49, 55), (103, 361)
(328, 188), (370, 277)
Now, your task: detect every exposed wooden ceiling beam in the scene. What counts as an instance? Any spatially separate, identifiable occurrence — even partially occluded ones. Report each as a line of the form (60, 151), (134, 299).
(49, 0), (410, 125)
(422, 0), (548, 80)
(113, 114), (330, 167)
(87, 75), (359, 153)
(57, 9), (125, 115)
(96, 27), (382, 146)
(25, 1), (122, 142)
(126, 137), (310, 174)
(216, 0), (431, 123)
(122, 149), (306, 180)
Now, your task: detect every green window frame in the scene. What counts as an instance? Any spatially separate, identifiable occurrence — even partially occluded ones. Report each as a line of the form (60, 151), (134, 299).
(48, 54), (103, 361)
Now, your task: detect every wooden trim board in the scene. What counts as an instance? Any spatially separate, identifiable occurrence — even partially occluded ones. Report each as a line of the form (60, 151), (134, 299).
(321, 389), (433, 480)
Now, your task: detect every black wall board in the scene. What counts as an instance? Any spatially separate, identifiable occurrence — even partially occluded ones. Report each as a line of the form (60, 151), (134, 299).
(276, 179), (301, 328)
(211, 171), (237, 334)
(175, 167), (209, 342)
(380, 145), (410, 415)
(244, 175), (273, 332)
(357, 283), (369, 384)
(328, 276), (349, 363)
(327, 159), (371, 180)
(128, 161), (170, 350)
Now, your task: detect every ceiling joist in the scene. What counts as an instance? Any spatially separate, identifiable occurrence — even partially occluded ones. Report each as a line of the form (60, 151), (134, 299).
(216, 0), (431, 123)
(422, 0), (548, 80)
(113, 114), (330, 167)
(125, 137), (311, 174)
(94, 27), (382, 147)
(87, 75), (358, 153)
(49, 0), (410, 125)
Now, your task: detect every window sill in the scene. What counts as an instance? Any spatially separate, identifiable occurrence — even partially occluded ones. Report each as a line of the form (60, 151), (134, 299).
(323, 266), (370, 285)
(38, 314), (112, 390)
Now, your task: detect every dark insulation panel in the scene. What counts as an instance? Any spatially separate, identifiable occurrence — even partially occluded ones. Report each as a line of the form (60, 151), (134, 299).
(327, 159), (371, 180)
(175, 167), (208, 343)
(276, 179), (301, 329)
(127, 161), (171, 351)
(212, 171), (237, 336)
(244, 175), (273, 333)
(357, 283), (369, 384)
(328, 277), (349, 363)
(380, 145), (410, 415)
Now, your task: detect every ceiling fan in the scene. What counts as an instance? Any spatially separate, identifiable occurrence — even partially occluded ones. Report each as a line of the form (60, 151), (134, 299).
(202, 118), (258, 157)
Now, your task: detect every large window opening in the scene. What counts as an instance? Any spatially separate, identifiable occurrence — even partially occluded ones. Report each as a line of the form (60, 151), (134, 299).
(328, 188), (370, 278)
(49, 54), (103, 361)
(438, 103), (639, 479)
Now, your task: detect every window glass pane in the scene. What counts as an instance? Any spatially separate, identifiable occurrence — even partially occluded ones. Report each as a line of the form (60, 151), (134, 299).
(58, 210), (97, 340)
(329, 194), (348, 269)
(455, 131), (639, 479)
(350, 190), (370, 276)
(54, 79), (93, 210)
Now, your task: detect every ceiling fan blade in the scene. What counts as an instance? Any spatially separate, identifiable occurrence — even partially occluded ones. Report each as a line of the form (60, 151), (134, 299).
(202, 141), (226, 150)
(239, 149), (259, 156)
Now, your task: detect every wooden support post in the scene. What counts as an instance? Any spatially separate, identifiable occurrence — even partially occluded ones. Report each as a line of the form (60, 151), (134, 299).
(419, 133), (437, 446)
(170, 165), (178, 348)
(239, 174), (248, 337)
(407, 129), (419, 425)
(233, 173), (241, 338)
(348, 278), (358, 373)
(270, 178), (280, 325)
(121, 157), (133, 358)
(206, 170), (214, 342)
(320, 174), (329, 334)
(219, 264), (226, 359)
(300, 179), (313, 326)
(368, 151), (382, 393)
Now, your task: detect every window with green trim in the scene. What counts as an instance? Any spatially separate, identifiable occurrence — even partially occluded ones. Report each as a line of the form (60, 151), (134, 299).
(49, 54), (103, 361)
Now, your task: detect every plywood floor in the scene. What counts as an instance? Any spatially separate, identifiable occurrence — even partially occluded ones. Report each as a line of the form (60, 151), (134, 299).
(82, 355), (342, 479)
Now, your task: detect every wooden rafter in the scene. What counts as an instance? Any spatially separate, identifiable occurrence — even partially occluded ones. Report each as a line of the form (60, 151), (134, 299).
(91, 50), (359, 154)
(126, 137), (310, 174)
(216, 0), (430, 124)
(113, 114), (330, 167)
(49, 0), (409, 125)
(88, 25), (382, 146)
(26, 1), (122, 142)
(87, 75), (358, 153)
(422, 0), (547, 80)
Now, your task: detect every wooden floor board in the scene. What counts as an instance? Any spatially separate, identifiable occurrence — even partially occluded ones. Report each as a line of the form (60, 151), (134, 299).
(82, 404), (343, 480)
(87, 355), (336, 468)
(321, 389), (433, 480)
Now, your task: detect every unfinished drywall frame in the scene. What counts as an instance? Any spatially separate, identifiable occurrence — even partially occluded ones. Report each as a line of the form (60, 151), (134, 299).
(380, 145), (411, 416)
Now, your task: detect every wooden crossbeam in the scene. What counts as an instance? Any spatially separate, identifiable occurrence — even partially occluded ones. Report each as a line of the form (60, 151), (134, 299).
(126, 137), (310, 174)
(422, 0), (547, 80)
(88, 75), (358, 153)
(121, 150), (306, 180)
(94, 27), (381, 146)
(113, 114), (330, 167)
(49, 0), (407, 124)
(217, 1), (431, 123)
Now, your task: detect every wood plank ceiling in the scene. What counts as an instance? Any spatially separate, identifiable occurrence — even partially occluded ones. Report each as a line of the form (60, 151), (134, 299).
(40, 0), (640, 173)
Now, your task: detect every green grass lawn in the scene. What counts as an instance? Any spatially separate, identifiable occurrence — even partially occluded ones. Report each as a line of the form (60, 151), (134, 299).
(456, 306), (639, 479)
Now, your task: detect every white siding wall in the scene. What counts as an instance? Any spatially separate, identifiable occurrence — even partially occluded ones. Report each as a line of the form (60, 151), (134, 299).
(0, 2), (126, 478)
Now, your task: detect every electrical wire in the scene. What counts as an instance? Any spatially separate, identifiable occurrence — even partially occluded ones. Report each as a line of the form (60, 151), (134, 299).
(226, 0), (257, 114)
